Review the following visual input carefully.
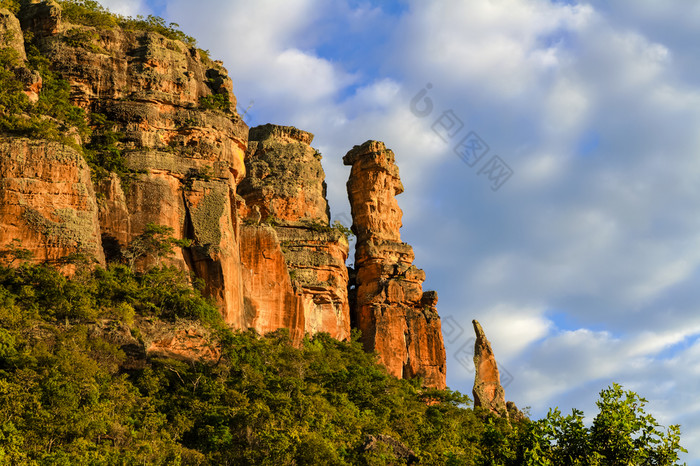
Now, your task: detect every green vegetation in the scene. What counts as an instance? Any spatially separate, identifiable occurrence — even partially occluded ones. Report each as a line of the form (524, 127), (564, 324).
(83, 112), (138, 188)
(122, 223), (192, 269)
(0, 1), (688, 464)
(0, 39), (89, 144)
(0, 0), (223, 185)
(62, 27), (102, 53)
(0, 23), (129, 186)
(525, 386), (685, 465)
(0, 253), (687, 464)
(58, 0), (197, 47)
(183, 166), (214, 191)
(332, 220), (354, 240)
(199, 92), (231, 112)
(0, 0), (20, 13)
(302, 219), (355, 241)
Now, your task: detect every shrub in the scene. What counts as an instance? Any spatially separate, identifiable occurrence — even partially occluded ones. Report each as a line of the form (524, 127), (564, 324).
(58, 0), (118, 29)
(199, 92), (230, 112)
(58, 1), (198, 47)
(0, 0), (20, 13)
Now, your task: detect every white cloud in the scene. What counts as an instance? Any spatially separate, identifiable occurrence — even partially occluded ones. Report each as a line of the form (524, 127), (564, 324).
(97, 0), (147, 17)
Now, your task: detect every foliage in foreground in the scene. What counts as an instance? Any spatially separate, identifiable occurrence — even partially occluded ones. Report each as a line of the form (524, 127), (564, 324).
(0, 260), (687, 465)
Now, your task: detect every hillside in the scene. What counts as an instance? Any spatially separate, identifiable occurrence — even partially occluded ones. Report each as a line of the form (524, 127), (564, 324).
(0, 0), (687, 464)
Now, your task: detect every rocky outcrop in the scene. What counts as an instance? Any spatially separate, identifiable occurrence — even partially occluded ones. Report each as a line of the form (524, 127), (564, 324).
(344, 141), (446, 388)
(12, 0), (248, 324)
(362, 434), (418, 464)
(0, 138), (104, 270)
(17, 0), (61, 38)
(0, 3), (446, 387)
(87, 318), (221, 370)
(238, 125), (351, 341)
(472, 320), (508, 418)
(0, 6), (26, 60)
(1, 6), (42, 102)
(239, 224), (305, 341)
(239, 124), (329, 223)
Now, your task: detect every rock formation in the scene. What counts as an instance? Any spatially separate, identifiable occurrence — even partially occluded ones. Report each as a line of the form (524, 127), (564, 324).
(0, 138), (104, 270)
(472, 320), (508, 417)
(344, 141), (446, 388)
(0, 6), (26, 60)
(0, 2), (445, 388)
(1, 6), (42, 102)
(238, 124), (351, 342)
(362, 434), (418, 464)
(3, 0), (248, 324)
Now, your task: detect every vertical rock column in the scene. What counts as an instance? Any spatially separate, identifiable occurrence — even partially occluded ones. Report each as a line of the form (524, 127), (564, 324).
(237, 124), (351, 341)
(472, 320), (508, 418)
(344, 141), (446, 388)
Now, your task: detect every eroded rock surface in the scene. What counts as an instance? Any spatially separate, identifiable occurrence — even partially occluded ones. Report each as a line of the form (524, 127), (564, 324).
(11, 0), (248, 324)
(238, 125), (351, 341)
(472, 320), (508, 418)
(0, 138), (104, 270)
(0, 3), (447, 386)
(344, 140), (446, 388)
(0, 6), (26, 60)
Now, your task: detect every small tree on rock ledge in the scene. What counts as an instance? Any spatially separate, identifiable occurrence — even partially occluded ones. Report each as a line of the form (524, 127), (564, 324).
(123, 223), (191, 269)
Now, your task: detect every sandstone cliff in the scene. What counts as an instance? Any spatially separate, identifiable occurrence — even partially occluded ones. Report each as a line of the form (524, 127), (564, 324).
(3, 0), (248, 325)
(344, 141), (447, 388)
(0, 1), (446, 388)
(238, 124), (351, 342)
(0, 138), (104, 269)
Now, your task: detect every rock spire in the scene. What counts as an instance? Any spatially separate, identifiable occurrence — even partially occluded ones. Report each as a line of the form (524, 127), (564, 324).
(472, 320), (508, 417)
(344, 141), (446, 388)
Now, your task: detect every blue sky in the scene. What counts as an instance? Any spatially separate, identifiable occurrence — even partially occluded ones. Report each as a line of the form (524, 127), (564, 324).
(100, 0), (700, 462)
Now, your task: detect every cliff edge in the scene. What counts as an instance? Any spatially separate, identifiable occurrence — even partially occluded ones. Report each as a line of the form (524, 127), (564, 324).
(0, 1), (446, 388)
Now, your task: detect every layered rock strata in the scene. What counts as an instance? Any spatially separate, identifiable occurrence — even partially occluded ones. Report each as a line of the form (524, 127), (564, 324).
(4, 0), (248, 324)
(344, 141), (446, 388)
(0, 2), (446, 387)
(472, 320), (508, 417)
(238, 124), (351, 341)
(0, 138), (104, 269)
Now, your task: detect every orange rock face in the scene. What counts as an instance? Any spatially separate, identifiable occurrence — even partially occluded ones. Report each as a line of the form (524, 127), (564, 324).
(0, 138), (104, 270)
(239, 124), (329, 223)
(12, 1), (248, 324)
(472, 320), (508, 417)
(0, 4), (446, 387)
(238, 125), (351, 341)
(146, 327), (221, 363)
(344, 141), (446, 388)
(240, 224), (305, 341)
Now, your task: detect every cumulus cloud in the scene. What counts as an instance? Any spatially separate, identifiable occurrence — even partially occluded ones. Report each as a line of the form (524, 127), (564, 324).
(97, 0), (147, 17)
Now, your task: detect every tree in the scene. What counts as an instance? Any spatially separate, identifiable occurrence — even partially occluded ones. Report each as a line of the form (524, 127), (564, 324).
(0, 239), (33, 266)
(524, 383), (686, 465)
(123, 223), (191, 269)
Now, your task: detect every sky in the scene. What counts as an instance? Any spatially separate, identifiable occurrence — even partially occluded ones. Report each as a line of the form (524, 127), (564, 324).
(99, 0), (700, 462)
